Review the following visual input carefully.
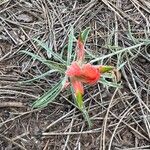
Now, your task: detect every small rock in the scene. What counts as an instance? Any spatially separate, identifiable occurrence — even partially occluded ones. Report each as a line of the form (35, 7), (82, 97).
(17, 13), (33, 23)
(138, 57), (146, 63)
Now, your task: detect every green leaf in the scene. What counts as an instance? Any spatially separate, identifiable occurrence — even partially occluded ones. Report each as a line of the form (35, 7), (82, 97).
(32, 80), (63, 108)
(45, 60), (66, 73)
(20, 50), (45, 62)
(70, 86), (92, 127)
(100, 78), (122, 88)
(20, 70), (57, 83)
(76, 92), (84, 110)
(82, 108), (92, 128)
(34, 38), (52, 58)
(67, 26), (74, 66)
(99, 66), (114, 73)
(76, 93), (92, 127)
(20, 50), (66, 73)
(85, 49), (98, 59)
(118, 61), (127, 70)
(101, 73), (114, 79)
(81, 27), (91, 44)
(34, 39), (67, 65)
(127, 22), (138, 44)
(90, 42), (145, 63)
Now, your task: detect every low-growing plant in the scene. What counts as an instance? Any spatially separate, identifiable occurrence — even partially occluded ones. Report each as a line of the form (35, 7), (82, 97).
(21, 27), (120, 127)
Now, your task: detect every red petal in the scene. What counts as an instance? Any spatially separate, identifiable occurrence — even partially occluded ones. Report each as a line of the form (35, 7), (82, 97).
(71, 79), (84, 95)
(81, 63), (100, 84)
(76, 37), (85, 62)
(66, 62), (81, 77)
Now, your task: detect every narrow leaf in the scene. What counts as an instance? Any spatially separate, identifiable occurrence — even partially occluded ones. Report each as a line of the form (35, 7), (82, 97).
(100, 78), (122, 88)
(34, 38), (52, 58)
(32, 80), (63, 108)
(99, 66), (114, 73)
(67, 26), (74, 66)
(34, 39), (67, 65)
(81, 27), (91, 44)
(20, 50), (66, 73)
(76, 92), (83, 110)
(82, 108), (92, 128)
(90, 42), (145, 63)
(20, 70), (57, 83)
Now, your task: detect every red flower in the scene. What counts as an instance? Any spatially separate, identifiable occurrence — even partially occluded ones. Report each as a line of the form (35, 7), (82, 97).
(76, 36), (85, 62)
(66, 62), (100, 95)
(65, 35), (114, 104)
(71, 79), (84, 95)
(66, 36), (101, 97)
(80, 63), (100, 84)
(66, 62), (81, 77)
(66, 62), (100, 84)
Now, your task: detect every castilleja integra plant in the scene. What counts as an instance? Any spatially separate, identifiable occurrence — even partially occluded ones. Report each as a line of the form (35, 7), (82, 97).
(65, 35), (114, 110)
(30, 28), (116, 126)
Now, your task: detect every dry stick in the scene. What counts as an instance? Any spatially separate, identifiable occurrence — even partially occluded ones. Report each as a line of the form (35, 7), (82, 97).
(132, 0), (150, 14)
(0, 108), (41, 127)
(102, 88), (118, 150)
(101, 0), (123, 19)
(42, 0), (56, 51)
(0, 102), (25, 108)
(72, 0), (97, 27)
(87, 88), (148, 141)
(79, 3), (103, 29)
(108, 104), (136, 150)
(122, 65), (150, 132)
(42, 129), (101, 136)
(54, 0), (97, 48)
(19, 25), (46, 70)
(74, 124), (85, 149)
(0, 16), (39, 31)
(0, 117), (8, 129)
(111, 112), (148, 141)
(108, 0), (140, 24)
(0, 48), (12, 62)
(0, 134), (27, 150)
(46, 0), (67, 33)
(89, 92), (149, 141)
(133, 88), (150, 137)
(45, 0), (64, 53)
(0, 1), (19, 13)
(42, 118), (147, 140)
(45, 109), (75, 131)
(19, 27), (40, 54)
(0, 89), (38, 98)
(126, 56), (150, 138)
(135, 126), (138, 148)
(118, 90), (148, 136)
(0, 0), (9, 6)
(43, 139), (50, 150)
(120, 145), (150, 150)
(130, 0), (150, 33)
(3, 26), (18, 45)
(63, 114), (75, 150)
(139, 0), (150, 13)
(12, 132), (30, 141)
(77, 142), (81, 150)
(120, 70), (150, 140)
